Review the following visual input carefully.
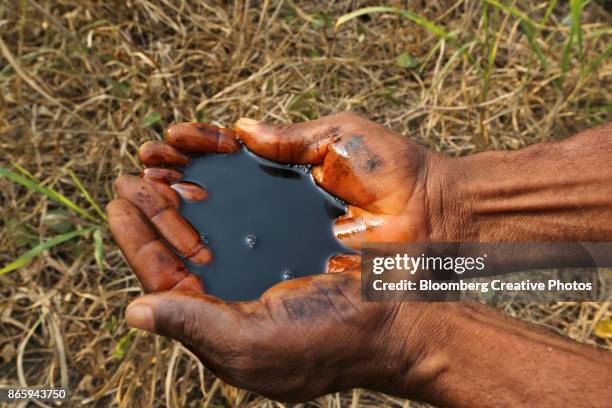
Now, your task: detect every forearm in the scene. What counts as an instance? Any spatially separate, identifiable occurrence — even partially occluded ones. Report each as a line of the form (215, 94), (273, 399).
(396, 303), (612, 407)
(430, 122), (612, 242)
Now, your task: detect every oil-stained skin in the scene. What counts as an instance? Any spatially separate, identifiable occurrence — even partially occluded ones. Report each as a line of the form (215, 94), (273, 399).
(142, 167), (183, 184)
(326, 254), (361, 273)
(171, 181), (209, 202)
(166, 122), (240, 154)
(231, 112), (433, 245)
(107, 191), (404, 402)
(114, 175), (212, 264)
(143, 178), (180, 209)
(138, 140), (190, 166)
(135, 113), (433, 249)
(313, 129), (414, 214)
(106, 199), (204, 293)
(344, 133), (385, 170)
(107, 115), (443, 401)
(138, 122), (239, 204)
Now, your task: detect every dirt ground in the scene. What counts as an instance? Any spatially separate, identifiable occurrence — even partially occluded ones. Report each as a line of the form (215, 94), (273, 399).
(0, 1), (610, 407)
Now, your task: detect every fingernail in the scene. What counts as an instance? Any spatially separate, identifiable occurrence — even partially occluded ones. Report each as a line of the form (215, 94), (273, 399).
(171, 181), (208, 202)
(236, 117), (259, 130)
(126, 302), (155, 332)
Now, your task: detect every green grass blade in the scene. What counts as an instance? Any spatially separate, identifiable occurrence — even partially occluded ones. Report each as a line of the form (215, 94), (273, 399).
(521, 21), (548, 67)
(484, 0), (549, 68)
(482, 4), (502, 101)
(561, 32), (574, 83)
(112, 328), (138, 360)
(141, 111), (161, 128)
(335, 6), (453, 40)
(570, 0), (584, 60)
(12, 162), (37, 181)
(0, 167), (100, 224)
(482, 0), (543, 29)
(0, 228), (94, 275)
(93, 228), (104, 273)
(560, 0), (584, 84)
(540, 0), (558, 26)
(418, 38), (442, 73)
(69, 170), (107, 222)
(582, 43), (612, 78)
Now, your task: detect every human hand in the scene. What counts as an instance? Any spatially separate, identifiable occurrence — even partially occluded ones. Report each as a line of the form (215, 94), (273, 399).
(136, 112), (455, 249)
(106, 197), (445, 401)
(234, 112), (442, 247)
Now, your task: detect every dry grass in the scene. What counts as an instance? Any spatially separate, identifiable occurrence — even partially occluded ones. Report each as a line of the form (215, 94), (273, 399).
(0, 0), (611, 407)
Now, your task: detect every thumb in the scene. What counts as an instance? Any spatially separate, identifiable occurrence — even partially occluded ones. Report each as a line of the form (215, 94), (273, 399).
(125, 291), (230, 345)
(235, 115), (349, 164)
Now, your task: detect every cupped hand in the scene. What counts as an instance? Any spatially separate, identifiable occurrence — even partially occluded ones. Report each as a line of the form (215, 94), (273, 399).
(106, 197), (443, 402)
(136, 112), (450, 249)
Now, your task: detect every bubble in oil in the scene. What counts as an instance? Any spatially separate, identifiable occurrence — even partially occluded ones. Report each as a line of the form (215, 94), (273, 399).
(289, 164), (312, 174)
(245, 234), (257, 248)
(281, 269), (294, 281)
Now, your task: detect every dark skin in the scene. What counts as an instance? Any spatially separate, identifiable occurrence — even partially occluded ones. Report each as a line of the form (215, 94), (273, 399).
(108, 113), (612, 406)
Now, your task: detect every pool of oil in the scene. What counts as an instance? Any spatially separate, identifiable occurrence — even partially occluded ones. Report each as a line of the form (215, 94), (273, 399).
(178, 147), (353, 301)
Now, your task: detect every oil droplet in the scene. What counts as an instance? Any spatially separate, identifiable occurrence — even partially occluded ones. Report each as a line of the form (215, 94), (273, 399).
(200, 234), (209, 244)
(281, 269), (294, 281)
(245, 234), (257, 248)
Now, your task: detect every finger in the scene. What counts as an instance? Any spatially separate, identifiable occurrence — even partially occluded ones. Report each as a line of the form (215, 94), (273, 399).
(142, 167), (183, 184)
(334, 206), (417, 248)
(333, 206), (388, 249)
(236, 114), (394, 210)
(171, 182), (208, 202)
(138, 141), (190, 167)
(143, 178), (180, 209)
(141, 169), (207, 203)
(114, 175), (212, 264)
(235, 115), (350, 164)
(125, 291), (235, 347)
(166, 122), (240, 154)
(106, 199), (204, 293)
(326, 254), (361, 273)
(171, 274), (205, 293)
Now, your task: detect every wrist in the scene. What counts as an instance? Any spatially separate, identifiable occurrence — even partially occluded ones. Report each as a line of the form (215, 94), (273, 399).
(366, 302), (463, 402)
(423, 150), (478, 243)
(375, 302), (544, 405)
